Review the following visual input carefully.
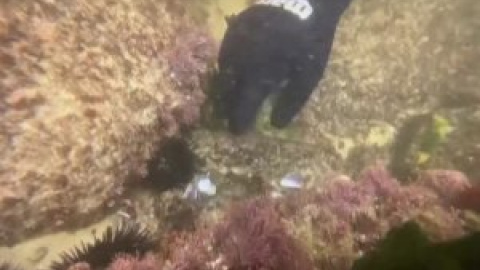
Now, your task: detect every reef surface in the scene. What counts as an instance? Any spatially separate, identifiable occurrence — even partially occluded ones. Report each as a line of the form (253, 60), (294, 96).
(0, 0), (214, 245)
(0, 0), (479, 269)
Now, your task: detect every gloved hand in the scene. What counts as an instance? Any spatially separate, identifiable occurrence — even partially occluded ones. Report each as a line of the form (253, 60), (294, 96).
(216, 0), (352, 134)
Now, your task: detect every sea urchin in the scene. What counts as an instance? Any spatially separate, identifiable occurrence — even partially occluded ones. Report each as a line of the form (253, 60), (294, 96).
(50, 222), (156, 270)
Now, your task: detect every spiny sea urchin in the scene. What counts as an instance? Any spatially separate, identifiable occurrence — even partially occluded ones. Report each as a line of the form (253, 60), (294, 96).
(50, 222), (156, 270)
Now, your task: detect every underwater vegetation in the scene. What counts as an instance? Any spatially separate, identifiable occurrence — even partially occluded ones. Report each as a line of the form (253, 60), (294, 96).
(66, 254), (162, 270)
(1, 2), (478, 270)
(452, 184), (480, 214)
(271, 165), (473, 269)
(352, 221), (480, 270)
(165, 197), (314, 270)
(216, 0), (353, 134)
(151, 165), (478, 270)
(213, 198), (314, 270)
(388, 101), (480, 184)
(1, 165), (478, 270)
(389, 113), (453, 181)
(106, 254), (162, 270)
(163, 25), (217, 132)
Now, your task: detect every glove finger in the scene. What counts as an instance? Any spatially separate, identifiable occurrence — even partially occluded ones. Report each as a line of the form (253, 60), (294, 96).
(270, 77), (317, 128)
(270, 61), (328, 128)
(271, 32), (335, 128)
(226, 78), (273, 134)
(213, 67), (236, 119)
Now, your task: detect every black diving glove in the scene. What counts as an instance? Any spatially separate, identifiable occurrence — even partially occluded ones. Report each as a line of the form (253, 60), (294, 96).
(216, 0), (353, 134)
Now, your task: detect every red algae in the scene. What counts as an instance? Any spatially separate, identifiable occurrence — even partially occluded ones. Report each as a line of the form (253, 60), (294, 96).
(452, 185), (480, 213)
(108, 254), (162, 270)
(214, 198), (314, 270)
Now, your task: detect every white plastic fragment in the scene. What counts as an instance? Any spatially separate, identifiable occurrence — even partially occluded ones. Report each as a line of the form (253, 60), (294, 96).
(280, 173), (304, 189)
(183, 183), (197, 200)
(197, 176), (217, 196)
(183, 174), (217, 201)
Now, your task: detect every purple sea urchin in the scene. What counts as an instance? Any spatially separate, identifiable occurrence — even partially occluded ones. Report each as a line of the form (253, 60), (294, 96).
(50, 222), (156, 270)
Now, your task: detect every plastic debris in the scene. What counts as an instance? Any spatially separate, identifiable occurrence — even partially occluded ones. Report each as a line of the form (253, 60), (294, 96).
(280, 173), (304, 189)
(183, 174), (217, 201)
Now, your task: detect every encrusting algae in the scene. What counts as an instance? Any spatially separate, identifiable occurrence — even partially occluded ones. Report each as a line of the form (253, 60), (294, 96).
(0, 0), (214, 245)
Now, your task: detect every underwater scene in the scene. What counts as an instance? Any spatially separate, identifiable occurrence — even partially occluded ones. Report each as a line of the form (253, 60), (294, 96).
(1, 0), (480, 269)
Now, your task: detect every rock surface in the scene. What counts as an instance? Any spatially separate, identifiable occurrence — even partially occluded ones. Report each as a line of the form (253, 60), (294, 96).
(193, 0), (480, 188)
(0, 0), (214, 245)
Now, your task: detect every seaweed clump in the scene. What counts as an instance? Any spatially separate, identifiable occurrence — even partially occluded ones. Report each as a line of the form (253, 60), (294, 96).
(452, 185), (480, 214)
(159, 164), (476, 269)
(389, 113), (453, 181)
(165, 198), (314, 270)
(273, 165), (473, 269)
(32, 164), (477, 270)
(214, 198), (314, 270)
(50, 222), (156, 270)
(106, 254), (162, 270)
(63, 254), (162, 270)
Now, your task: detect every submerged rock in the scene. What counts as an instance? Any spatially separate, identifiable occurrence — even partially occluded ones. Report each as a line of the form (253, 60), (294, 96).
(0, 0), (214, 245)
